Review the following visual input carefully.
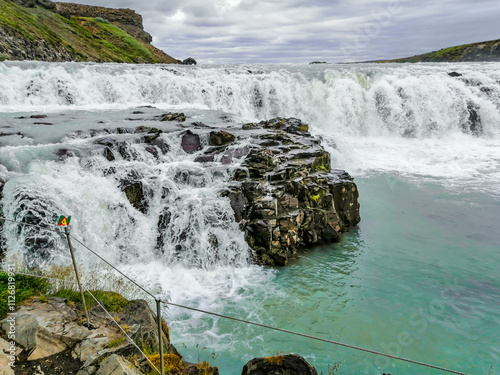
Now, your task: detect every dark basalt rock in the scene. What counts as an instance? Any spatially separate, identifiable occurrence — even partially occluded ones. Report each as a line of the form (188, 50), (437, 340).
(181, 130), (202, 154)
(182, 57), (197, 65)
(194, 154), (215, 163)
(120, 171), (151, 214)
(465, 101), (483, 135)
(160, 112), (186, 122)
(0, 132), (23, 137)
(201, 117), (360, 266)
(55, 148), (77, 160)
(241, 119), (359, 265)
(242, 354), (318, 375)
(12, 0), (56, 9)
(209, 130), (236, 146)
(95, 116), (359, 267)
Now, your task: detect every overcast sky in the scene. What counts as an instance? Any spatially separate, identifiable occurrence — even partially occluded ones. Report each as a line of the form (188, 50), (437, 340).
(75, 0), (499, 64)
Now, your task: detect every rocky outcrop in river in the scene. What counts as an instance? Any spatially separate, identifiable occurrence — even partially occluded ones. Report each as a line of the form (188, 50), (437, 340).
(242, 354), (319, 375)
(209, 118), (360, 265)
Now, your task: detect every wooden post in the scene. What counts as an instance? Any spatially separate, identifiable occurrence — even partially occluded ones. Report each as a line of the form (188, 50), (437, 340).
(156, 299), (165, 375)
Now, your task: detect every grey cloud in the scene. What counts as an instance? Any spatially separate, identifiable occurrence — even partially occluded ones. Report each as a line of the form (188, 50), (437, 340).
(74, 0), (499, 63)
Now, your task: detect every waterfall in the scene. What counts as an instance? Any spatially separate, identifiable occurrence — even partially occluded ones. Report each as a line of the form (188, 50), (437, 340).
(1, 61), (499, 138)
(1, 61), (500, 268)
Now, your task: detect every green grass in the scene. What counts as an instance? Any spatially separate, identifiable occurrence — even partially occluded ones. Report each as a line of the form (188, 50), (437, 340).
(53, 289), (129, 312)
(0, 271), (50, 320)
(0, 0), (177, 63)
(0, 270), (130, 320)
(78, 17), (156, 62)
(107, 337), (126, 348)
(378, 39), (500, 63)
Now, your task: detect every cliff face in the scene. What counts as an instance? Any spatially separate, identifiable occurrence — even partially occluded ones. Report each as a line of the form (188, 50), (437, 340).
(0, 0), (179, 63)
(381, 38), (500, 63)
(55, 2), (153, 44)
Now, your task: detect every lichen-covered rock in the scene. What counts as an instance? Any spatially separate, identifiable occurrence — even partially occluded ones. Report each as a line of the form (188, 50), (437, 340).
(160, 112), (186, 122)
(209, 130), (235, 146)
(242, 354), (319, 375)
(0, 297), (89, 361)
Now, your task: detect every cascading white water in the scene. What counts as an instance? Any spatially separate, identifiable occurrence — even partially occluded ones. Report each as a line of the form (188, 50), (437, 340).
(1, 61), (499, 138)
(1, 61), (500, 374)
(1, 61), (500, 265)
(1, 129), (250, 269)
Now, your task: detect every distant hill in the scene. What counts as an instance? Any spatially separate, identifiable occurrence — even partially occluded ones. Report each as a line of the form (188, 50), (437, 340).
(379, 38), (500, 63)
(0, 0), (180, 63)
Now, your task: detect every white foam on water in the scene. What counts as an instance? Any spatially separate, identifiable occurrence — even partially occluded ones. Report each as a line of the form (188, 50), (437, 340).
(1, 61), (500, 373)
(2, 61), (499, 189)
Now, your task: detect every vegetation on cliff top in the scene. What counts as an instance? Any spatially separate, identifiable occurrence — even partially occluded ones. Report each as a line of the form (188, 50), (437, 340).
(0, 0), (179, 63)
(378, 38), (500, 63)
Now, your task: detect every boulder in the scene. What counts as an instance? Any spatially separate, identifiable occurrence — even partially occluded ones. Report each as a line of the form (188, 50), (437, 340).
(0, 297), (89, 361)
(465, 101), (483, 135)
(181, 130), (202, 154)
(182, 57), (197, 65)
(122, 179), (149, 214)
(242, 354), (318, 375)
(209, 130), (235, 146)
(160, 112), (186, 122)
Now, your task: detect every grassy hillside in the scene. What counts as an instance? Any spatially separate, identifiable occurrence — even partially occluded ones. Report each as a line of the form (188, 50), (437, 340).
(0, 0), (179, 63)
(379, 38), (500, 63)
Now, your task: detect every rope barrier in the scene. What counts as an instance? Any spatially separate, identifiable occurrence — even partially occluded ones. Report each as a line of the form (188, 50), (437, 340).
(68, 234), (157, 300)
(14, 272), (76, 286)
(0, 216), (472, 375)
